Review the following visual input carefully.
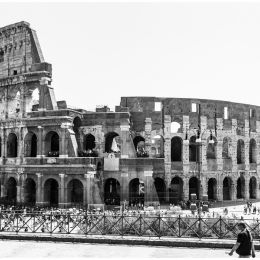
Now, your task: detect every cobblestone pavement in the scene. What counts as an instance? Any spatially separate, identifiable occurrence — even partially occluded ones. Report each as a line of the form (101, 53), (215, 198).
(0, 240), (236, 258)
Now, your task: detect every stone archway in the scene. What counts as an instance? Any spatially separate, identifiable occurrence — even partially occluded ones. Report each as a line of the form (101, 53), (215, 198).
(237, 176), (245, 199)
(208, 178), (217, 200)
(129, 178), (144, 206)
(7, 133), (18, 158)
(249, 177), (257, 199)
(44, 179), (59, 205)
(67, 179), (83, 205)
(24, 178), (36, 205)
(223, 177), (232, 200)
(154, 177), (166, 204)
(6, 177), (17, 204)
(104, 178), (120, 205)
(189, 177), (199, 200)
(169, 176), (183, 204)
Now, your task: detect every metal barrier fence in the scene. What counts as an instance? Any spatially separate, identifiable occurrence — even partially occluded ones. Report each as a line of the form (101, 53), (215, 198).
(0, 211), (260, 239)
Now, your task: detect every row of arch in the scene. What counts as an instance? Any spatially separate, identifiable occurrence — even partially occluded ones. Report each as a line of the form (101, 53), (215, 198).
(171, 136), (258, 163)
(3, 175), (258, 206)
(3, 130), (123, 157)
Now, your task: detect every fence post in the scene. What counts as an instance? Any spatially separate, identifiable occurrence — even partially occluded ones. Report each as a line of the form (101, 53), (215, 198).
(33, 212), (35, 233)
(219, 216), (222, 239)
(121, 212), (124, 237)
(158, 214), (161, 238)
(67, 213), (70, 234)
(103, 212), (106, 235)
(139, 214), (142, 236)
(198, 215), (202, 239)
(178, 215), (181, 237)
(50, 211), (52, 234)
(85, 211), (88, 235)
(16, 213), (19, 234)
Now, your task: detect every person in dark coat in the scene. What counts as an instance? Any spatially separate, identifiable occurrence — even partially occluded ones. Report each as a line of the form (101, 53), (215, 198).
(228, 222), (255, 258)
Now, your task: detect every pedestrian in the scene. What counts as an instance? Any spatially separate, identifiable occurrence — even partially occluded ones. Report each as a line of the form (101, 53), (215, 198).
(228, 222), (256, 258)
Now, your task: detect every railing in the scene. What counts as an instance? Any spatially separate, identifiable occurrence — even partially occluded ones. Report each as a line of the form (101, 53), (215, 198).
(0, 212), (260, 239)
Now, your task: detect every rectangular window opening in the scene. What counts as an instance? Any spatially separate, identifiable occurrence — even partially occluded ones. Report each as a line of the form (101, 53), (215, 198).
(224, 107), (228, 119)
(191, 103), (197, 113)
(154, 102), (162, 112)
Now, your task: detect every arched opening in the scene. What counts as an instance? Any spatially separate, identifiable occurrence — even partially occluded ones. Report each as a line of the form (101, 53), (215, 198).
(6, 177), (17, 204)
(171, 137), (182, 161)
(249, 177), (257, 199)
(129, 178), (144, 206)
(82, 134), (97, 157)
(237, 139), (245, 164)
(104, 178), (120, 205)
(105, 132), (120, 153)
(67, 179), (83, 204)
(24, 178), (36, 205)
(154, 177), (166, 203)
(223, 177), (232, 200)
(73, 117), (82, 151)
(7, 133), (18, 157)
(249, 139), (257, 163)
(189, 177), (199, 200)
(45, 131), (59, 157)
(170, 122), (181, 133)
(189, 136), (198, 162)
(151, 135), (164, 158)
(237, 176), (245, 199)
(222, 137), (232, 159)
(133, 135), (148, 157)
(208, 178), (217, 200)
(0, 137), (2, 157)
(169, 177), (183, 204)
(30, 88), (39, 111)
(206, 137), (217, 159)
(24, 132), (37, 157)
(44, 179), (59, 205)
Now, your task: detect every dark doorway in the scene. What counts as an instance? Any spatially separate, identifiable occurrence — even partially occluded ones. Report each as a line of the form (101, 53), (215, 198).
(67, 179), (83, 204)
(104, 178), (120, 205)
(24, 178), (36, 204)
(44, 179), (59, 205)
(154, 177), (166, 203)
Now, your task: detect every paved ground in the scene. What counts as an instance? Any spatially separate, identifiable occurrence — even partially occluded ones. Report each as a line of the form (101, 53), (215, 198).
(0, 240), (237, 258)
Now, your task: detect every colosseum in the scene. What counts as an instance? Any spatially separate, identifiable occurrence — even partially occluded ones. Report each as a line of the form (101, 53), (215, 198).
(0, 21), (259, 208)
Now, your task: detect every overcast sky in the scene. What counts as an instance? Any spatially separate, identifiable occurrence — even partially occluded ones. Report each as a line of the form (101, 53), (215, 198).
(1, 1), (260, 111)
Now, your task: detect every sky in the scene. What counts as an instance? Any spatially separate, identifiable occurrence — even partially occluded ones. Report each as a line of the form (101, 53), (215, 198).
(1, 1), (260, 111)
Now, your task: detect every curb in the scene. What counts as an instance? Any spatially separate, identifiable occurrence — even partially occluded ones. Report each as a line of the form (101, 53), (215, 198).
(0, 234), (243, 249)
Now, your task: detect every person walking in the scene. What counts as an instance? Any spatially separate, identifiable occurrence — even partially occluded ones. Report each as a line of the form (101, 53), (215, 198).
(228, 222), (256, 258)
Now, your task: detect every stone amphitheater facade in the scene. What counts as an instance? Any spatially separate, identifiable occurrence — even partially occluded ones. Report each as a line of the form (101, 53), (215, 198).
(0, 21), (259, 207)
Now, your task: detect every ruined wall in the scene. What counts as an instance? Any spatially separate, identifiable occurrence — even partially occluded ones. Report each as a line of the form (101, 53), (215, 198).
(0, 21), (44, 78)
(120, 97), (259, 133)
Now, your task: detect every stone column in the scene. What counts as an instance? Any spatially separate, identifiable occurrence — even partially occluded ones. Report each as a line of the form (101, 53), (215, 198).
(231, 182), (236, 201)
(231, 119), (238, 172)
(164, 115), (171, 202)
(120, 171), (129, 204)
(217, 183), (223, 201)
(95, 125), (103, 156)
(60, 123), (70, 158)
(2, 128), (7, 158)
(120, 125), (131, 158)
(36, 173), (44, 206)
(59, 173), (66, 208)
(37, 126), (44, 157)
(144, 118), (152, 156)
(0, 173), (6, 198)
(144, 170), (157, 206)
(84, 173), (94, 205)
(244, 175), (250, 200)
(183, 177), (189, 201)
